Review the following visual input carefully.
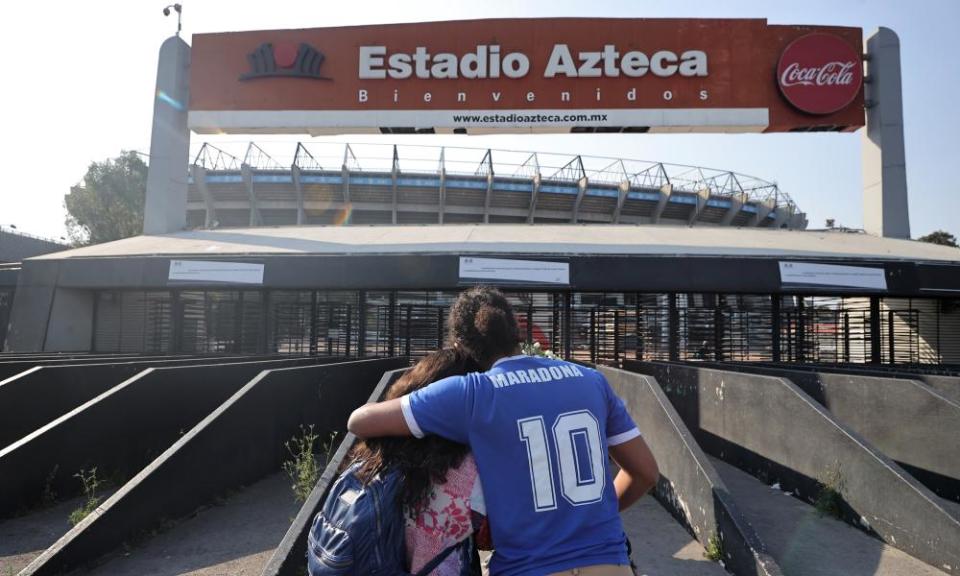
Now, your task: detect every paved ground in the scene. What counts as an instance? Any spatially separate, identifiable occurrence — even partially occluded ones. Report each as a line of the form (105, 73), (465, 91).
(621, 497), (728, 576)
(0, 495), (88, 575)
(710, 457), (950, 576)
(82, 473), (299, 576)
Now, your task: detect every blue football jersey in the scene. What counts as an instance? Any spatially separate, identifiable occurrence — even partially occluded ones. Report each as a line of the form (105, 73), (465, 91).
(401, 355), (641, 576)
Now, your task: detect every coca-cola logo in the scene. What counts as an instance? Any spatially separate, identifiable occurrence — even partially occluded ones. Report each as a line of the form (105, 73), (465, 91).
(777, 33), (862, 115)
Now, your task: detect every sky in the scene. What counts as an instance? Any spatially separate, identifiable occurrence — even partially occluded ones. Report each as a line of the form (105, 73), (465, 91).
(1, 0), (957, 241)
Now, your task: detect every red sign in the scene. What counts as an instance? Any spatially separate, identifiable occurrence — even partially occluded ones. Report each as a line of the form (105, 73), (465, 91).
(189, 20), (865, 134)
(777, 33), (863, 115)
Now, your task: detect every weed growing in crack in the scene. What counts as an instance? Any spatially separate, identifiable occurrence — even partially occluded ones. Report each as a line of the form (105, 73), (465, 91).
(283, 425), (321, 504)
(321, 431), (341, 465)
(704, 533), (723, 562)
(68, 468), (102, 526)
(815, 460), (846, 519)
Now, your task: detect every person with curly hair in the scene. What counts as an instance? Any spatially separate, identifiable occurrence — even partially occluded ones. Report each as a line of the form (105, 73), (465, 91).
(350, 347), (489, 575)
(350, 287), (659, 576)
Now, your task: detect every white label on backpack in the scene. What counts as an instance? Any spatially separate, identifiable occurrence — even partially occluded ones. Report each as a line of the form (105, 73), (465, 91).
(339, 489), (361, 506)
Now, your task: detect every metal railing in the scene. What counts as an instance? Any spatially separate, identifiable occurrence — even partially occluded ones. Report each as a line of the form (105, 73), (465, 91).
(189, 141), (799, 213)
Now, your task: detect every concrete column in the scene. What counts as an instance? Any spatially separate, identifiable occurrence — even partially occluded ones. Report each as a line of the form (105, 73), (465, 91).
(190, 165), (217, 228)
(438, 168), (446, 224)
(771, 204), (794, 229)
(241, 164), (262, 226)
(863, 28), (910, 239)
(143, 37), (191, 235)
(751, 199), (775, 227)
(291, 164), (305, 225)
(483, 173), (494, 224)
(651, 184), (672, 224)
(613, 180), (630, 224)
(571, 176), (588, 223)
(527, 173), (541, 223)
(719, 193), (744, 226)
(688, 188), (710, 226)
(391, 147), (399, 225)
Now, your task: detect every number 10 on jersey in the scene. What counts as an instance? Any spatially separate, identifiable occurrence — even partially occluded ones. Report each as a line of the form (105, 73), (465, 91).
(518, 410), (606, 511)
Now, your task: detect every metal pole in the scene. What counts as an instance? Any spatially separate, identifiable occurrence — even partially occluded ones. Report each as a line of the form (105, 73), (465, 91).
(309, 291), (318, 356)
(843, 312), (850, 363)
(633, 294), (643, 360)
(405, 305), (412, 357)
(796, 297), (806, 363)
(357, 291), (367, 358)
(613, 308), (621, 364)
(714, 295), (724, 362)
(590, 308), (597, 364)
(888, 309), (895, 365)
(526, 302), (534, 344)
(388, 291), (396, 357)
(345, 304), (353, 357)
(668, 294), (680, 361)
(870, 296), (882, 364)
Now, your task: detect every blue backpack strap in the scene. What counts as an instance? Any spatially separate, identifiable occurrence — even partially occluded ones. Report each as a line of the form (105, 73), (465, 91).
(413, 534), (473, 576)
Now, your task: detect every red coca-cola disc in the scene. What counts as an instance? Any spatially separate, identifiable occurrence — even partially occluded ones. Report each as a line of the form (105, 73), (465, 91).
(777, 33), (863, 115)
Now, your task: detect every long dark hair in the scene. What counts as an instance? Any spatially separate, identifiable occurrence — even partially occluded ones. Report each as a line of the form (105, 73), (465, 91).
(447, 286), (520, 369)
(350, 347), (481, 513)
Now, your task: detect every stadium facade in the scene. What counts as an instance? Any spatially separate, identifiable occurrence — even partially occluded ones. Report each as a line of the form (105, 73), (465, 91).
(187, 143), (807, 229)
(4, 18), (959, 366)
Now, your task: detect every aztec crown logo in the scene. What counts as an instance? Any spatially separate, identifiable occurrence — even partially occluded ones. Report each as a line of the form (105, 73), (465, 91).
(240, 42), (330, 81)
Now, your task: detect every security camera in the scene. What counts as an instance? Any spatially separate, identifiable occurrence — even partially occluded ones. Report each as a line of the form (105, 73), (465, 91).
(163, 6), (170, 15)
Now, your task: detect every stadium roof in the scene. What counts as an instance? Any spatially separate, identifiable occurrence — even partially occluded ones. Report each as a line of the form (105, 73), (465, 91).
(33, 225), (960, 264)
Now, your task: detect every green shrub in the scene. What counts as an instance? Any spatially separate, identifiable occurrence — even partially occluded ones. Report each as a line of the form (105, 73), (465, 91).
(704, 533), (723, 562)
(68, 468), (102, 526)
(815, 460), (846, 519)
(283, 425), (321, 503)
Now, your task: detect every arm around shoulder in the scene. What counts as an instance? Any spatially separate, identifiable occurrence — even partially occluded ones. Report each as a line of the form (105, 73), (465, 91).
(347, 398), (412, 439)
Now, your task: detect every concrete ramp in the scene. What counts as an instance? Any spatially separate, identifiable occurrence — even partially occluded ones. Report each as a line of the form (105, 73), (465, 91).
(711, 362), (960, 503)
(0, 356), (257, 448)
(621, 497), (727, 576)
(626, 361), (960, 575)
(0, 357), (338, 518)
(82, 472), (299, 576)
(600, 366), (782, 576)
(0, 354), (163, 382)
(261, 368), (408, 576)
(19, 357), (405, 576)
(0, 495), (93, 575)
(758, 363), (960, 406)
(711, 457), (950, 576)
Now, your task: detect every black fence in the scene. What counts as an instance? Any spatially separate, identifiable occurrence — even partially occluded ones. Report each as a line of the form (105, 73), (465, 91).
(86, 289), (960, 366)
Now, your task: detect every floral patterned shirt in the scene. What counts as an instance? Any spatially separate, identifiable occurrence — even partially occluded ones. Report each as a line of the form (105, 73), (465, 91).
(405, 454), (486, 576)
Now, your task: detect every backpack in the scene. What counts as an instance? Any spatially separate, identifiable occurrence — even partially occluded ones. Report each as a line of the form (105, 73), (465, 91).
(307, 461), (474, 576)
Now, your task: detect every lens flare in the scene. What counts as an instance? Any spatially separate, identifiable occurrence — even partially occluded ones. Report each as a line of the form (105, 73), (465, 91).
(156, 89), (185, 111)
(333, 203), (353, 226)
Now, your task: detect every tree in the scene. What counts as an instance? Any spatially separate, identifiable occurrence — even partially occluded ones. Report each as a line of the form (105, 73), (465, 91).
(918, 230), (958, 248)
(64, 151), (147, 245)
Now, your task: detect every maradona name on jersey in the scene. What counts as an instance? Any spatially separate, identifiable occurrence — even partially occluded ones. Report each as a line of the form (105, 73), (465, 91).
(489, 362), (585, 389)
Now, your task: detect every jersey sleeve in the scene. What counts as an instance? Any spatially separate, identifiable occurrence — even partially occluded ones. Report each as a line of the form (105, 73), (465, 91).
(599, 372), (642, 446)
(400, 374), (473, 444)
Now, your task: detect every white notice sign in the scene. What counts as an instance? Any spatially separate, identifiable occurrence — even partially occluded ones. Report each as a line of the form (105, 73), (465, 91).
(778, 262), (886, 291)
(459, 257), (569, 285)
(168, 260), (265, 285)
